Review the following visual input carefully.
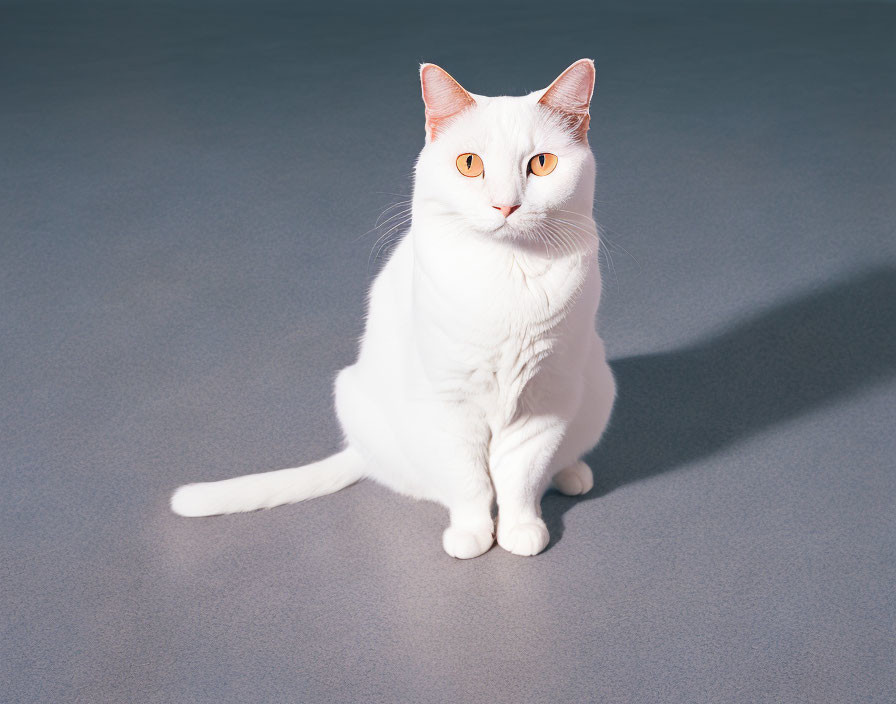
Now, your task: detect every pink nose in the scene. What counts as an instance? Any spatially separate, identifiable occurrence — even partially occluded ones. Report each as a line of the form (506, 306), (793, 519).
(493, 204), (521, 218)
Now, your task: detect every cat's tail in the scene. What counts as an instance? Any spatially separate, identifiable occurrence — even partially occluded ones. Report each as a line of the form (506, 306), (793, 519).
(169, 447), (364, 517)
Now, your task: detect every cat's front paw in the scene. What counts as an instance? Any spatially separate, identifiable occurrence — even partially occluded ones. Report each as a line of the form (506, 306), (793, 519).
(497, 519), (549, 556)
(442, 524), (494, 559)
(552, 460), (594, 496)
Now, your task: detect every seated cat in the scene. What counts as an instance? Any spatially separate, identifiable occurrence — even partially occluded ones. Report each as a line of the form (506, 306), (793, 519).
(171, 59), (616, 559)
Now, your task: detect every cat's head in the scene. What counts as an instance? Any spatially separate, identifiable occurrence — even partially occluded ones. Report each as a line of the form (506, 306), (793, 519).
(414, 60), (596, 245)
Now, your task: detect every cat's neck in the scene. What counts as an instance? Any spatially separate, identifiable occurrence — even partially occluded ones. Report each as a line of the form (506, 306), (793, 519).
(409, 215), (597, 327)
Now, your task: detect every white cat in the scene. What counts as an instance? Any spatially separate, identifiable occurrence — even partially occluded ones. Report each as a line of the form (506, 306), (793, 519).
(171, 59), (616, 559)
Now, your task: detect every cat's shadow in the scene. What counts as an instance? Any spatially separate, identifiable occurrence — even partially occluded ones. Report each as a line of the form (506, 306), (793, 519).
(541, 266), (896, 549)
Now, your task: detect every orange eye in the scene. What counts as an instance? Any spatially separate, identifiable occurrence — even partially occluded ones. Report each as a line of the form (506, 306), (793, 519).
(528, 153), (558, 176)
(456, 153), (484, 177)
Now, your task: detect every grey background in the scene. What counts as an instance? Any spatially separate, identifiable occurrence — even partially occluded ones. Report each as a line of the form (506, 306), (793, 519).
(2, 1), (894, 702)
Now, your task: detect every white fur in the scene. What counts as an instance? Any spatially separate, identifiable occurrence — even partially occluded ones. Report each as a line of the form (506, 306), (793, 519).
(171, 60), (616, 559)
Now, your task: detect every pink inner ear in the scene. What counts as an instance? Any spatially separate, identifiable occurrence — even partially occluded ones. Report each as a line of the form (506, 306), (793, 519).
(538, 59), (595, 138)
(420, 64), (475, 140)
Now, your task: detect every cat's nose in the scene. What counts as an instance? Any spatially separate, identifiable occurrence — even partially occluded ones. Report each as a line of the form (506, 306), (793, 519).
(492, 204), (521, 218)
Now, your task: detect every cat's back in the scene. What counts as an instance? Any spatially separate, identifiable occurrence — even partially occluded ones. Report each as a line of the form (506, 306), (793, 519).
(354, 233), (415, 374)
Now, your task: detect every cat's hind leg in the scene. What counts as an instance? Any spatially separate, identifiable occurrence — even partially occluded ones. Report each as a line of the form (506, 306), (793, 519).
(552, 460), (594, 496)
(338, 366), (496, 559)
(550, 339), (616, 496)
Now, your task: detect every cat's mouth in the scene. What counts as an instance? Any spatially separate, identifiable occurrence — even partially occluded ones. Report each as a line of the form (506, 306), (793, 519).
(487, 218), (520, 238)
(487, 208), (526, 230)
(477, 211), (598, 256)
(489, 211), (540, 237)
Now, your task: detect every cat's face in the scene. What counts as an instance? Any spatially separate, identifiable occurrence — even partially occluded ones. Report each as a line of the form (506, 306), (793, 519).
(415, 60), (596, 244)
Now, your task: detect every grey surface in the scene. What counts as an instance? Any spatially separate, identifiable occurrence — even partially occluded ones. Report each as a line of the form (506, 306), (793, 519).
(1, 1), (895, 702)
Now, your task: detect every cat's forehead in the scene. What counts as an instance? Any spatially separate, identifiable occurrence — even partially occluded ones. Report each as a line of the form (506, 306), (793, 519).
(451, 94), (561, 151)
(471, 94), (535, 121)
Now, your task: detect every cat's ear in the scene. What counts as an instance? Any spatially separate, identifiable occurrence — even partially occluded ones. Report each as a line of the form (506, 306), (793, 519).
(420, 63), (476, 141)
(538, 59), (596, 140)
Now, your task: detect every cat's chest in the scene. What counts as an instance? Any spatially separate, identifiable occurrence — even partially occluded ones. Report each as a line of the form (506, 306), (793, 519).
(413, 248), (588, 404)
(418, 243), (584, 326)
(464, 321), (562, 407)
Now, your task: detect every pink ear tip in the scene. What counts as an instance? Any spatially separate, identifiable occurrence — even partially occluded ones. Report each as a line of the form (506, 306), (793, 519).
(420, 63), (444, 78)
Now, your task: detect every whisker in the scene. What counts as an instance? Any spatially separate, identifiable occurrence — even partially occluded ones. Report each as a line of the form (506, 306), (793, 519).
(366, 215), (412, 273)
(543, 219), (600, 254)
(541, 221), (578, 259)
(374, 207), (413, 230)
(353, 205), (412, 243)
(371, 214), (412, 249)
(375, 201), (412, 226)
(550, 217), (599, 238)
(595, 223), (641, 271)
